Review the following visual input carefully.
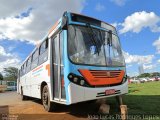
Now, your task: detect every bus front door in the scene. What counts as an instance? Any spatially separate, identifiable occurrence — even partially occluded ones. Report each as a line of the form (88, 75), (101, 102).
(52, 31), (66, 102)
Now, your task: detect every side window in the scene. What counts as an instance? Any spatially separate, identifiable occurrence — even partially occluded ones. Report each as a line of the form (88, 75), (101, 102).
(22, 64), (25, 75)
(39, 39), (48, 64)
(20, 67), (23, 77)
(60, 31), (66, 99)
(31, 49), (39, 69)
(26, 57), (31, 73)
(21, 67), (23, 76)
(24, 63), (27, 74)
(60, 32), (63, 65)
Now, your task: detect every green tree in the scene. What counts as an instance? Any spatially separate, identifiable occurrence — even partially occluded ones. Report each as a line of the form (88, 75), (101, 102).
(151, 72), (160, 77)
(0, 72), (3, 80)
(3, 67), (18, 81)
(138, 73), (151, 78)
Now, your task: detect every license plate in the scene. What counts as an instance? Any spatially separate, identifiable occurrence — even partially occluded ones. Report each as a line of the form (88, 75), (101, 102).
(105, 89), (115, 95)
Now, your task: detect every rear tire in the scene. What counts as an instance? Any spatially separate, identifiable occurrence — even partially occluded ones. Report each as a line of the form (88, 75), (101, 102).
(42, 85), (56, 112)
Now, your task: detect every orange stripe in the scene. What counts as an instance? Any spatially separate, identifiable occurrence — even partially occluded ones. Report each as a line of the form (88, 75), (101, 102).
(61, 77), (64, 87)
(32, 65), (43, 72)
(46, 64), (50, 76)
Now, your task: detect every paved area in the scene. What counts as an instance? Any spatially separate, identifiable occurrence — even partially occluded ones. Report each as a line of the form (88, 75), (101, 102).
(0, 91), (99, 120)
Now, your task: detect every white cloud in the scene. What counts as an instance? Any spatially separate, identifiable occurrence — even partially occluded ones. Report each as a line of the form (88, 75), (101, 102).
(153, 36), (160, 54)
(123, 51), (154, 64)
(119, 11), (160, 34)
(0, 0), (32, 18)
(95, 3), (105, 12)
(143, 64), (155, 70)
(110, 0), (126, 6)
(0, 14), (34, 43)
(157, 59), (160, 63)
(0, 45), (20, 72)
(0, 0), (85, 44)
(111, 22), (118, 28)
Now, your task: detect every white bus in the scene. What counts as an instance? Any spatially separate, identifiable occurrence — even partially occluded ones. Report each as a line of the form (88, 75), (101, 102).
(17, 12), (128, 112)
(7, 81), (17, 91)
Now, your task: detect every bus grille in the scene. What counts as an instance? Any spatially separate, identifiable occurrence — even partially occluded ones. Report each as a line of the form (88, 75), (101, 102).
(79, 69), (125, 86)
(90, 70), (121, 78)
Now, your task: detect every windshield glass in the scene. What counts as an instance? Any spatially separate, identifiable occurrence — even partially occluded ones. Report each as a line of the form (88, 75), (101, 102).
(68, 25), (125, 66)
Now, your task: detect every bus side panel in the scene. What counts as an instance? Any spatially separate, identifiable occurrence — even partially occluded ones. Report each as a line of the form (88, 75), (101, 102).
(21, 73), (31, 96)
(30, 61), (51, 99)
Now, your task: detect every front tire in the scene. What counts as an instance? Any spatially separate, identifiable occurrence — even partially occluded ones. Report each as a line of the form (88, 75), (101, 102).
(42, 85), (56, 112)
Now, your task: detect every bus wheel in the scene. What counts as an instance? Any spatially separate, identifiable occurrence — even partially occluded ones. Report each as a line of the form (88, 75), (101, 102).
(21, 88), (27, 100)
(42, 85), (55, 112)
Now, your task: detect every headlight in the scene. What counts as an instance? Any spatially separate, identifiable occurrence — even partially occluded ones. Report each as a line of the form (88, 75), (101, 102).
(80, 80), (85, 85)
(73, 77), (78, 82)
(68, 73), (89, 87)
(69, 74), (73, 79)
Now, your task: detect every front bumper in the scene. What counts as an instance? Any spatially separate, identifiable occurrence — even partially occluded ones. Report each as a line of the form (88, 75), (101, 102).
(67, 80), (128, 104)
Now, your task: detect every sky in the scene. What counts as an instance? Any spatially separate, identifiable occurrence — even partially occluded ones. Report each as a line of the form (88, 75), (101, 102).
(0, 0), (160, 76)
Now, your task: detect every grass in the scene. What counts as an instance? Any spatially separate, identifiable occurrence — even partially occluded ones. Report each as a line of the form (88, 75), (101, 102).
(128, 81), (160, 95)
(107, 81), (160, 116)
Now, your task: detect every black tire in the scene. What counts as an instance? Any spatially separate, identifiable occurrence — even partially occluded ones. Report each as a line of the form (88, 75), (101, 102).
(21, 88), (27, 100)
(42, 85), (56, 112)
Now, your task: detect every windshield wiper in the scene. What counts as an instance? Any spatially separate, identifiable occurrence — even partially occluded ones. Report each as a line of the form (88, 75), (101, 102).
(86, 23), (99, 55)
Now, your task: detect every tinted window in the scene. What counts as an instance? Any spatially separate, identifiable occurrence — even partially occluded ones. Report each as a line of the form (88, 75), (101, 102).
(24, 63), (27, 74)
(26, 57), (31, 73)
(39, 39), (48, 64)
(60, 32), (63, 65)
(59, 32), (65, 99)
(20, 67), (23, 76)
(22, 64), (25, 75)
(32, 49), (39, 61)
(31, 49), (39, 69)
(40, 39), (48, 54)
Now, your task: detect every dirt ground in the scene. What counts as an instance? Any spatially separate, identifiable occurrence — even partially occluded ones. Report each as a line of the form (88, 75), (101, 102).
(0, 91), (101, 120)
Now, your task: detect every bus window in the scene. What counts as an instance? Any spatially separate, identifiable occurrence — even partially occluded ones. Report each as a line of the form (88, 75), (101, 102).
(24, 63), (27, 74)
(31, 49), (39, 69)
(20, 67), (22, 77)
(39, 39), (48, 64)
(22, 64), (25, 75)
(53, 36), (59, 98)
(60, 32), (66, 99)
(26, 57), (31, 73)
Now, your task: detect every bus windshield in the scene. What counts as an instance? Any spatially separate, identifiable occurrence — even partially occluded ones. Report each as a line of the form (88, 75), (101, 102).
(68, 25), (125, 66)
